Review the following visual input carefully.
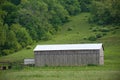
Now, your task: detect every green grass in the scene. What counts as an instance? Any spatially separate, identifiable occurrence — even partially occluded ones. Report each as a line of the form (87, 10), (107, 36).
(0, 48), (34, 62)
(0, 69), (120, 80)
(0, 66), (120, 80)
(0, 13), (120, 80)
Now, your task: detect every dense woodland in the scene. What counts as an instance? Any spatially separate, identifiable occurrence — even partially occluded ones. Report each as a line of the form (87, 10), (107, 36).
(0, 0), (120, 56)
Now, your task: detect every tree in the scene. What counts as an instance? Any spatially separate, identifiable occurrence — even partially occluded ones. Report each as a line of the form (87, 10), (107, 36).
(1, 2), (18, 25)
(60, 0), (81, 15)
(109, 0), (120, 24)
(0, 0), (7, 5)
(18, 0), (55, 40)
(4, 30), (21, 51)
(0, 21), (6, 46)
(11, 24), (32, 47)
(44, 0), (69, 30)
(90, 0), (120, 25)
(8, 0), (21, 5)
(1, 2), (17, 14)
(78, 0), (92, 12)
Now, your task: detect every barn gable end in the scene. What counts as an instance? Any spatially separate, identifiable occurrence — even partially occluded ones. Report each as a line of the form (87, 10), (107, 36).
(34, 43), (104, 66)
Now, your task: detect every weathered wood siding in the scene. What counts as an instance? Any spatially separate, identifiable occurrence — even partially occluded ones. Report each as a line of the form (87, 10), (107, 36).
(99, 47), (104, 65)
(34, 49), (103, 66)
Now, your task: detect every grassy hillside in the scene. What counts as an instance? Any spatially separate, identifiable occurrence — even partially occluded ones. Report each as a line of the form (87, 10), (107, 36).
(0, 13), (120, 80)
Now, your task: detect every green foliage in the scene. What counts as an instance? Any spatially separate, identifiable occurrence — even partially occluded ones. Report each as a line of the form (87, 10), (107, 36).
(91, 27), (98, 32)
(41, 32), (52, 41)
(5, 30), (21, 50)
(59, 0), (81, 15)
(88, 35), (97, 41)
(67, 27), (73, 31)
(100, 27), (110, 32)
(11, 24), (32, 47)
(0, 0), (7, 4)
(89, 26), (111, 40)
(90, 0), (120, 25)
(78, 0), (92, 12)
(1, 1), (18, 25)
(0, 10), (7, 21)
(0, 21), (6, 46)
(0, 0), (85, 56)
(2, 49), (14, 55)
(96, 33), (103, 38)
(8, 0), (21, 5)
(18, 0), (55, 40)
(43, 0), (70, 31)
(26, 45), (32, 49)
(1, 1), (17, 13)
(0, 0), (119, 57)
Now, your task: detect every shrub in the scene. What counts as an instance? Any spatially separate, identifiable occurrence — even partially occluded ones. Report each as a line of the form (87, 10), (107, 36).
(67, 27), (73, 31)
(88, 36), (97, 41)
(2, 49), (14, 55)
(91, 27), (98, 32)
(112, 31), (116, 34)
(26, 45), (32, 49)
(83, 37), (87, 40)
(114, 26), (119, 29)
(100, 27), (110, 32)
(102, 32), (107, 36)
(96, 33), (103, 38)
(41, 32), (52, 41)
(90, 24), (95, 27)
(89, 27), (92, 30)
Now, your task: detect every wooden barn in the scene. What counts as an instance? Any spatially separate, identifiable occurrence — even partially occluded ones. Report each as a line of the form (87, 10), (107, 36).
(33, 43), (104, 66)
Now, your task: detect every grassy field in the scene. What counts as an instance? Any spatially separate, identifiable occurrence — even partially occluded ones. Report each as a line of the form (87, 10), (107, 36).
(0, 13), (120, 80)
(0, 68), (120, 80)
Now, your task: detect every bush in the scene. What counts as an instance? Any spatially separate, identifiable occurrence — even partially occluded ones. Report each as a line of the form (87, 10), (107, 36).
(100, 27), (110, 32)
(91, 27), (98, 32)
(41, 32), (52, 41)
(114, 26), (119, 29)
(67, 27), (73, 31)
(102, 32), (107, 36)
(83, 37), (87, 40)
(112, 31), (116, 34)
(88, 36), (97, 41)
(92, 29), (97, 32)
(96, 33), (103, 38)
(111, 26), (119, 30)
(89, 27), (92, 30)
(26, 45), (32, 49)
(2, 49), (14, 55)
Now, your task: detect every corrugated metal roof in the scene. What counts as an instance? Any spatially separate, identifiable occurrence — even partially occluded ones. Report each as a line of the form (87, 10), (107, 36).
(34, 43), (103, 51)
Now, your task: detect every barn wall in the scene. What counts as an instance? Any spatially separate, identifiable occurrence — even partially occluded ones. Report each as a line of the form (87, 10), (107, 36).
(34, 50), (100, 66)
(99, 47), (104, 65)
